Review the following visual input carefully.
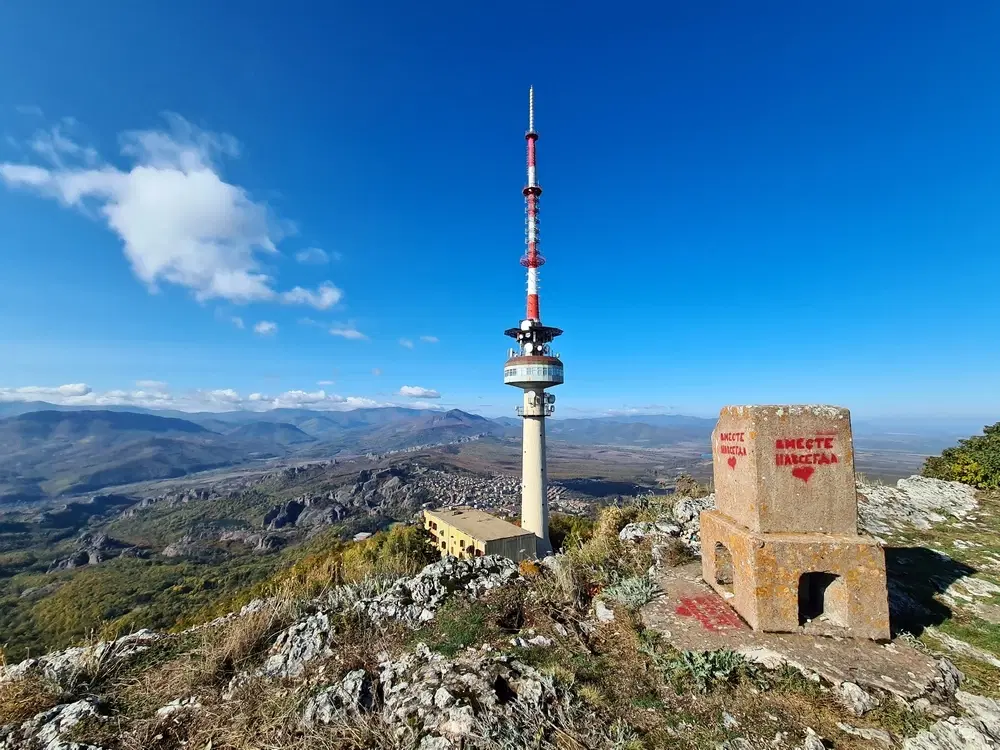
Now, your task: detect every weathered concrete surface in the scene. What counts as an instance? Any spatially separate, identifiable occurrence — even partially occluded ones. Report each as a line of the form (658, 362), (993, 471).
(704, 405), (890, 639)
(701, 510), (891, 639)
(643, 562), (937, 699)
(713, 405), (857, 534)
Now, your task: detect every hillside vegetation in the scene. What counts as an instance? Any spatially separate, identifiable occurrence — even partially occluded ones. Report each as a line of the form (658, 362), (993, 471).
(923, 421), (1000, 489)
(4, 495), (1000, 750)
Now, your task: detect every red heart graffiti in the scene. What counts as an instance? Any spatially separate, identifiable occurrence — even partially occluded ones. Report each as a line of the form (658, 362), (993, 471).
(792, 466), (815, 483)
(727, 457), (737, 469)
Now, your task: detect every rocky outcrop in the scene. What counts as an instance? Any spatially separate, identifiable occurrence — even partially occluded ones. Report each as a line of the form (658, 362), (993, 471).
(0, 699), (106, 750)
(836, 681), (880, 716)
(618, 494), (715, 557)
(260, 556), (519, 679)
(302, 643), (560, 749)
(903, 690), (1000, 749)
(858, 476), (978, 536)
(260, 612), (333, 679)
(46, 533), (137, 572)
(347, 555), (518, 628)
(263, 500), (305, 530)
(301, 669), (376, 725)
(0, 629), (162, 689)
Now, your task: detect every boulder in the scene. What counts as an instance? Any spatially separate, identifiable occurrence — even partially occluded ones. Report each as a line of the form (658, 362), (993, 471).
(836, 681), (879, 716)
(260, 612), (332, 679)
(301, 669), (376, 726)
(0, 699), (106, 750)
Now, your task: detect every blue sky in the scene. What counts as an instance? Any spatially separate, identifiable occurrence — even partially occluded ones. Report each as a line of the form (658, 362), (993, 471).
(1, 1), (999, 419)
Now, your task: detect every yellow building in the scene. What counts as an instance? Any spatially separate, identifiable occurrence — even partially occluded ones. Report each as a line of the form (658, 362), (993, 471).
(423, 507), (537, 562)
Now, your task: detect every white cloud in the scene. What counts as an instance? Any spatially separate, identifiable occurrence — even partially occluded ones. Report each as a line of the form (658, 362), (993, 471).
(254, 321), (278, 336)
(231, 316), (245, 329)
(208, 388), (242, 403)
(371, 368), (382, 376)
(419, 335), (439, 344)
(0, 114), (342, 309)
(317, 380), (335, 385)
(0, 382), (424, 413)
(399, 338), (414, 349)
(330, 326), (367, 340)
(2, 383), (93, 399)
(295, 247), (329, 264)
(281, 281), (341, 309)
(398, 385), (441, 399)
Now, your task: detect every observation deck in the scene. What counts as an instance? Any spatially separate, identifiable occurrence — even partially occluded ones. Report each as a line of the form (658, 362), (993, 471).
(503, 354), (564, 390)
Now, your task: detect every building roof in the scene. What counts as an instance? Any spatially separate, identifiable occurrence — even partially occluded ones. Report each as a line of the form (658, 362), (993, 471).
(425, 506), (534, 542)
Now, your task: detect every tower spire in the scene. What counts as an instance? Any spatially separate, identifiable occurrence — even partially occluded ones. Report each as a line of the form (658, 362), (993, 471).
(521, 87), (544, 321)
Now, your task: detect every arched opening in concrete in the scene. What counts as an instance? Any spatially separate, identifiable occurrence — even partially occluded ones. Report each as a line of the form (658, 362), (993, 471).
(714, 542), (734, 594)
(798, 572), (848, 627)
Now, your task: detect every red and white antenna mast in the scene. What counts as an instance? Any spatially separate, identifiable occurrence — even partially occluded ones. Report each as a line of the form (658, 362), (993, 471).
(503, 87), (564, 558)
(521, 86), (544, 321)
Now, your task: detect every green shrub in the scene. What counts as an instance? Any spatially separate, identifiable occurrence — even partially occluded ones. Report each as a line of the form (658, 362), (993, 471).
(549, 513), (595, 551)
(923, 422), (1000, 489)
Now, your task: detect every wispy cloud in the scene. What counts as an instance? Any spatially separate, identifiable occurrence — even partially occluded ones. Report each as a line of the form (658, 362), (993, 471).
(254, 321), (278, 335)
(295, 247), (329, 264)
(317, 379), (335, 386)
(398, 338), (414, 349)
(15, 105), (43, 117)
(0, 114), (343, 309)
(398, 385), (441, 399)
(371, 368), (382, 376)
(135, 380), (168, 391)
(330, 325), (367, 340)
(419, 335), (439, 344)
(231, 316), (245, 329)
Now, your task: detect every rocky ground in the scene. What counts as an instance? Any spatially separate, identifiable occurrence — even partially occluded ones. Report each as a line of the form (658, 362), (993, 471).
(2, 476), (999, 749)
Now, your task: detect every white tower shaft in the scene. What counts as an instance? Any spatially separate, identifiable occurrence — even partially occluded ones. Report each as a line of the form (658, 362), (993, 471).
(520, 390), (551, 556)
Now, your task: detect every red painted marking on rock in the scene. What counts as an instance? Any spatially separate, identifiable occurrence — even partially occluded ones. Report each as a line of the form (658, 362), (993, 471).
(727, 456), (737, 469)
(674, 595), (745, 631)
(792, 466), (815, 483)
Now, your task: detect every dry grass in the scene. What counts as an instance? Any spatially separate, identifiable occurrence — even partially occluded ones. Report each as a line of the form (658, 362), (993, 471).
(0, 672), (66, 726)
(115, 597), (297, 718)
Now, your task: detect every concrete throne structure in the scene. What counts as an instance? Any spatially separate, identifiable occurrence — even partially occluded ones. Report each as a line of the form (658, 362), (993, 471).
(700, 405), (891, 640)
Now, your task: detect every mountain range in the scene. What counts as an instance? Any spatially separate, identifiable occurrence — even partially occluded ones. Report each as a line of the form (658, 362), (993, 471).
(0, 401), (989, 502)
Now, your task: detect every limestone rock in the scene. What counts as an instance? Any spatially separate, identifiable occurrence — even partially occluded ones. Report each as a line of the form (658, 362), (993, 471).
(836, 723), (892, 748)
(377, 642), (559, 746)
(902, 690), (1000, 749)
(301, 669), (376, 726)
(619, 521), (681, 544)
(594, 599), (615, 623)
(858, 476), (978, 535)
(837, 681), (879, 716)
(260, 612), (333, 678)
(926, 658), (963, 703)
(351, 555), (519, 627)
(0, 630), (161, 689)
(0, 699), (106, 750)
(799, 727), (825, 750)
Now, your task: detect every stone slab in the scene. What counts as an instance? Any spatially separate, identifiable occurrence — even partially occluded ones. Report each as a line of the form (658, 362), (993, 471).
(701, 509), (891, 639)
(713, 405), (857, 534)
(642, 562), (938, 699)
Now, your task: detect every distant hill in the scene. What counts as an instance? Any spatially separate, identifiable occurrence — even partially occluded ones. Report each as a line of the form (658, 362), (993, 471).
(224, 421), (317, 446)
(0, 402), (988, 499)
(0, 411), (240, 499)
